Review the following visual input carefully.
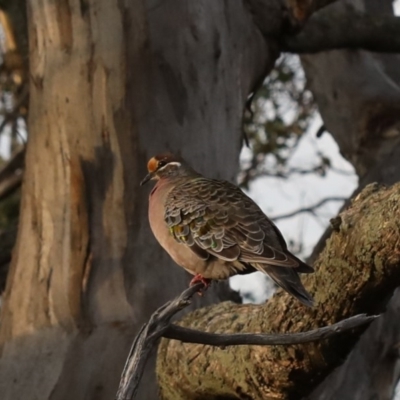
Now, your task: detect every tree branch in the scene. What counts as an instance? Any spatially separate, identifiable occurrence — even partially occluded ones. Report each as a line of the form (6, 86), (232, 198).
(307, 288), (400, 400)
(284, 0), (339, 23)
(239, 166), (353, 185)
(163, 314), (377, 346)
(116, 283), (205, 400)
(116, 284), (376, 400)
(0, 147), (24, 201)
(282, 5), (400, 54)
(0, 85), (29, 135)
(157, 183), (400, 400)
(271, 196), (347, 221)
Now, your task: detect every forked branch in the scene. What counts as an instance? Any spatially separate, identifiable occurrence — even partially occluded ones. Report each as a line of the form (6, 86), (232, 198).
(115, 283), (378, 400)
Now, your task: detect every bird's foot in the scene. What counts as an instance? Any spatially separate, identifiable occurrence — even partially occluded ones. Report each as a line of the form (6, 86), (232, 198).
(189, 274), (211, 296)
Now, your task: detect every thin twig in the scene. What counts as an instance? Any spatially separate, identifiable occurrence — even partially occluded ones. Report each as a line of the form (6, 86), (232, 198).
(271, 197), (347, 221)
(0, 86), (28, 135)
(0, 172), (22, 200)
(0, 147), (25, 201)
(0, 147), (25, 180)
(116, 283), (378, 400)
(254, 167), (352, 180)
(238, 166), (353, 188)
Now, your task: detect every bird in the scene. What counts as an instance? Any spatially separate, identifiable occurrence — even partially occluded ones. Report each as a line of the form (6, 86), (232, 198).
(141, 152), (314, 307)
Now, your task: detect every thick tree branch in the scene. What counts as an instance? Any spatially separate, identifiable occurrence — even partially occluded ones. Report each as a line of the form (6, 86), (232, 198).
(157, 183), (400, 400)
(243, 0), (338, 40)
(284, 0), (339, 23)
(282, 6), (400, 54)
(307, 288), (400, 400)
(116, 283), (376, 400)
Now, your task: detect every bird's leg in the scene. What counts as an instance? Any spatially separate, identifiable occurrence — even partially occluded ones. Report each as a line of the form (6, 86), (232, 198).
(189, 274), (211, 287)
(189, 274), (211, 295)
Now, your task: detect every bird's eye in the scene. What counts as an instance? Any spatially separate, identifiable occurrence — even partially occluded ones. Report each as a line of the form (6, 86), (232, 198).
(158, 160), (166, 168)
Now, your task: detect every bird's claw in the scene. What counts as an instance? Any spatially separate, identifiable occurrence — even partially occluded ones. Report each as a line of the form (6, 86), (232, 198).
(189, 274), (211, 296)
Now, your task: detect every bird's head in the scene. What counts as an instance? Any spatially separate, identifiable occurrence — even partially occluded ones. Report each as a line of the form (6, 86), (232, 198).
(140, 153), (191, 186)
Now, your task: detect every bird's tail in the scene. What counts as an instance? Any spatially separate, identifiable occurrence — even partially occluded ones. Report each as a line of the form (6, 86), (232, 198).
(257, 264), (314, 307)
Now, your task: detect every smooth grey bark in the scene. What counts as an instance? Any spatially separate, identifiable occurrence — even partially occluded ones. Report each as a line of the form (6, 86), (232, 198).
(304, 0), (400, 265)
(283, 5), (400, 54)
(301, 0), (400, 183)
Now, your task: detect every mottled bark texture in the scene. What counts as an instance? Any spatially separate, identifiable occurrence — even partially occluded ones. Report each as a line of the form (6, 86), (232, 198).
(0, 1), (271, 400)
(157, 182), (400, 399)
(307, 288), (400, 400)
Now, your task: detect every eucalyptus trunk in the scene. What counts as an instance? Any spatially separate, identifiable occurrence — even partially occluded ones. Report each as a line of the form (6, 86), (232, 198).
(0, 1), (269, 399)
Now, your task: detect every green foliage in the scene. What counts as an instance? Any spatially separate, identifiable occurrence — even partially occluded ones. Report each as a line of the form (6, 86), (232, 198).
(240, 55), (319, 188)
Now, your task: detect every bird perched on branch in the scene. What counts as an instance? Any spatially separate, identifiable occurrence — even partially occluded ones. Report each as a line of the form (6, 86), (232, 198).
(141, 153), (314, 307)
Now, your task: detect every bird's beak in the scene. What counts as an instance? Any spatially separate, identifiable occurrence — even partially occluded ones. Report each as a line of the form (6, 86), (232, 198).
(140, 172), (154, 186)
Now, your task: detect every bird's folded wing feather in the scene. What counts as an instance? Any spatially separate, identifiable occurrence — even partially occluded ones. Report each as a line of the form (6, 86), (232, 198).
(164, 178), (304, 269)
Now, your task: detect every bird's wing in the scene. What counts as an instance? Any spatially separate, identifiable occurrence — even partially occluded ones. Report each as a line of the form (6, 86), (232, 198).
(164, 178), (308, 269)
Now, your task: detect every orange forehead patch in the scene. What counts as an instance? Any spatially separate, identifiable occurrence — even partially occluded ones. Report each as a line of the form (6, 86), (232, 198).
(147, 157), (158, 173)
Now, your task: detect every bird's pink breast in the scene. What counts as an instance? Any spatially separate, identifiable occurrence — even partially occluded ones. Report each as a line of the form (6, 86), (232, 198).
(148, 179), (236, 280)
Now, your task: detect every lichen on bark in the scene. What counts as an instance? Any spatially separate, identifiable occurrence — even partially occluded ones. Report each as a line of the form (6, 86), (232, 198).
(157, 182), (400, 400)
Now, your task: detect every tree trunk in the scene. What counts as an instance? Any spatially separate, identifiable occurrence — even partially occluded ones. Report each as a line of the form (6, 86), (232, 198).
(0, 1), (270, 399)
(157, 182), (400, 400)
(301, 0), (400, 187)
(306, 288), (400, 400)
(303, 0), (400, 264)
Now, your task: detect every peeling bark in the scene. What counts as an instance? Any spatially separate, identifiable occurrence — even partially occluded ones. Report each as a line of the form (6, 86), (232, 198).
(0, 1), (270, 399)
(157, 183), (400, 400)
